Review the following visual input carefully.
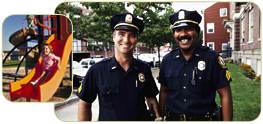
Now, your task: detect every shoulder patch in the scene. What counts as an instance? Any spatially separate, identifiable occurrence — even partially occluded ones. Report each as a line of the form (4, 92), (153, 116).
(217, 56), (226, 69)
(226, 70), (231, 81)
(78, 83), (82, 94)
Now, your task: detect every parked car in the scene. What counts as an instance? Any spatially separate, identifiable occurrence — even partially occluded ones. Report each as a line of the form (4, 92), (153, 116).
(79, 57), (104, 68)
(134, 53), (162, 67)
(72, 57), (104, 89)
(72, 61), (86, 88)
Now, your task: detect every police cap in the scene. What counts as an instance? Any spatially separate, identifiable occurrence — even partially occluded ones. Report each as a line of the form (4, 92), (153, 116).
(110, 13), (144, 33)
(169, 9), (202, 33)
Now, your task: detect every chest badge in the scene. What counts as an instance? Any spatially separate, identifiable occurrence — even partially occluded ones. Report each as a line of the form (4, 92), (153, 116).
(197, 60), (206, 71)
(138, 73), (145, 83)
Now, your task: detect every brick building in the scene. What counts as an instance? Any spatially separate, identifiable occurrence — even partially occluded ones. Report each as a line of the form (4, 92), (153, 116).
(204, 2), (230, 55)
(224, 2), (261, 75)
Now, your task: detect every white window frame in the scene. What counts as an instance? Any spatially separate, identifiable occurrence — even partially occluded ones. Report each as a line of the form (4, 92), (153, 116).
(219, 8), (228, 17)
(207, 23), (215, 33)
(240, 17), (245, 43)
(248, 9), (254, 43)
(222, 43), (228, 51)
(246, 58), (252, 66)
(73, 39), (82, 52)
(207, 42), (215, 50)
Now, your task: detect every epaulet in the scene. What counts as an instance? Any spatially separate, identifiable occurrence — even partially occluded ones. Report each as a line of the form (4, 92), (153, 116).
(134, 58), (148, 65)
(101, 57), (111, 62)
(174, 47), (180, 51)
(168, 47), (179, 54)
(200, 45), (210, 51)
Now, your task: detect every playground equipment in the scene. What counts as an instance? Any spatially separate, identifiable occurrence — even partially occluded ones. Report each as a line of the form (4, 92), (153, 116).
(4, 15), (72, 101)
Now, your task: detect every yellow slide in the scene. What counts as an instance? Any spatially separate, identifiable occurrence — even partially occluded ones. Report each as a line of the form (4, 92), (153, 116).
(10, 34), (72, 101)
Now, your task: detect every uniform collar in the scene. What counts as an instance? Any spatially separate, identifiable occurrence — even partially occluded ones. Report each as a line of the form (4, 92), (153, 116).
(172, 46), (202, 59)
(109, 56), (139, 72)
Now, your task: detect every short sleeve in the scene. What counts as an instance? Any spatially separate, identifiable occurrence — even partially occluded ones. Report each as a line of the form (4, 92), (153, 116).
(212, 55), (231, 90)
(158, 59), (167, 87)
(143, 65), (159, 97)
(77, 66), (98, 103)
(51, 53), (60, 62)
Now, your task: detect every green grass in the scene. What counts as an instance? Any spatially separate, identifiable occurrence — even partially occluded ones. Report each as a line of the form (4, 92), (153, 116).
(222, 64), (261, 121)
(3, 60), (25, 67)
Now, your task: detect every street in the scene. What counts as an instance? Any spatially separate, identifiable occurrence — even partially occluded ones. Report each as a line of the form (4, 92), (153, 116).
(54, 67), (160, 121)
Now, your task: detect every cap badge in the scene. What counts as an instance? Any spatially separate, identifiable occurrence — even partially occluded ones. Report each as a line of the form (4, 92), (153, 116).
(138, 73), (145, 83)
(178, 10), (185, 19)
(197, 60), (206, 71)
(125, 14), (133, 23)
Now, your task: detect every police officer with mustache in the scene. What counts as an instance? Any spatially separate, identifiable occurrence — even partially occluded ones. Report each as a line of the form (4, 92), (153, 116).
(158, 9), (233, 121)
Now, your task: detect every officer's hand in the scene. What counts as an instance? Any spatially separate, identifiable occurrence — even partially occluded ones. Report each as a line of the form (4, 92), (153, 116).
(154, 117), (163, 121)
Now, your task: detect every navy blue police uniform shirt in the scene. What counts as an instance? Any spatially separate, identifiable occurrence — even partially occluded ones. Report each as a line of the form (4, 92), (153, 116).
(77, 56), (159, 121)
(159, 45), (231, 115)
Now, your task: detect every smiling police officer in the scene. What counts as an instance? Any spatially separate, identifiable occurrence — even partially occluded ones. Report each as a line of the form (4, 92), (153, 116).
(159, 9), (233, 121)
(77, 13), (161, 121)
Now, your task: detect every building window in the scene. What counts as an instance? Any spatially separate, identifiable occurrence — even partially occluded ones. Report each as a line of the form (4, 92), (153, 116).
(248, 8), (254, 43)
(219, 8), (228, 17)
(207, 23), (215, 33)
(73, 39), (82, 52)
(222, 43), (228, 51)
(240, 17), (246, 43)
(221, 43), (228, 57)
(246, 58), (252, 66)
(207, 42), (215, 50)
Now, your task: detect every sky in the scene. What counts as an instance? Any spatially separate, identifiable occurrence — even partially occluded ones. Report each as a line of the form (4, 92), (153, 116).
(2, 15), (27, 51)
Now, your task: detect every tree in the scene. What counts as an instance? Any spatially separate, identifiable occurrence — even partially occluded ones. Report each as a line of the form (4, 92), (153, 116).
(55, 2), (175, 53)
(129, 2), (174, 50)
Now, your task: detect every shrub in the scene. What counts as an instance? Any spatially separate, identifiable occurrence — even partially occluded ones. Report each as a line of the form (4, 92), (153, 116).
(240, 64), (256, 79)
(254, 75), (261, 82)
(226, 59), (234, 64)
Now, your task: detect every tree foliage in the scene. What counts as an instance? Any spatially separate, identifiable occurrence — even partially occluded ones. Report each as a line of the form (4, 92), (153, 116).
(55, 2), (175, 51)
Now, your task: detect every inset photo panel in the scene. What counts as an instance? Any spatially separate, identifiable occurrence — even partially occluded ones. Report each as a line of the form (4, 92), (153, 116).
(2, 15), (73, 102)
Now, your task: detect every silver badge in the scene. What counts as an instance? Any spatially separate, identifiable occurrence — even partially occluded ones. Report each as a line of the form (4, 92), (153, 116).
(111, 66), (117, 70)
(178, 10), (185, 19)
(138, 73), (145, 83)
(197, 61), (206, 71)
(125, 14), (133, 23)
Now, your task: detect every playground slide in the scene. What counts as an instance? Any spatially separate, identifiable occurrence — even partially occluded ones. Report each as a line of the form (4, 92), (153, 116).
(10, 34), (72, 101)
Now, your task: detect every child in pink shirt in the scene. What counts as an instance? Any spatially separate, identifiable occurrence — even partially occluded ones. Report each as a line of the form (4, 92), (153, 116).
(31, 44), (60, 85)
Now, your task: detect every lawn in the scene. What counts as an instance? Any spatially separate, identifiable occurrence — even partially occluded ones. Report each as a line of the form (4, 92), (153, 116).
(3, 60), (25, 67)
(223, 64), (260, 121)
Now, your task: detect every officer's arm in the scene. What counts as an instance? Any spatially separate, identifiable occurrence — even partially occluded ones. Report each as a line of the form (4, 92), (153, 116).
(146, 96), (161, 119)
(217, 85), (233, 121)
(159, 84), (168, 116)
(78, 99), (92, 121)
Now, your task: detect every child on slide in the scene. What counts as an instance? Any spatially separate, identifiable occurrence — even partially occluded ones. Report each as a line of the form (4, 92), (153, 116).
(30, 43), (60, 86)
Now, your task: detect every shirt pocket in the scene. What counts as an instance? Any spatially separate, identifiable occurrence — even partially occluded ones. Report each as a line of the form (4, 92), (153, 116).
(165, 72), (180, 91)
(193, 70), (212, 96)
(100, 86), (119, 108)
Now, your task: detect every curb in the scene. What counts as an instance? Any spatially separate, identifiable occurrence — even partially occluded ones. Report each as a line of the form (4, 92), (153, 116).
(55, 95), (79, 110)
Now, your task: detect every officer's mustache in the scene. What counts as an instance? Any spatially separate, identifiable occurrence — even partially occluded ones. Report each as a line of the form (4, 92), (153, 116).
(177, 35), (192, 41)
